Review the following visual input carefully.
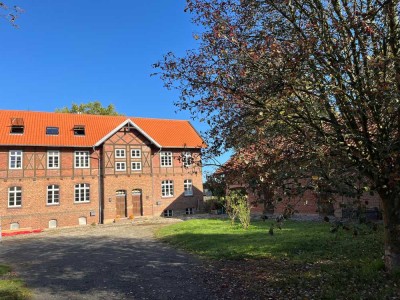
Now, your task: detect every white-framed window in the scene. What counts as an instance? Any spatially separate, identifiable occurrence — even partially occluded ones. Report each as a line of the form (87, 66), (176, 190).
(47, 150), (60, 169)
(160, 151), (173, 167)
(74, 151), (90, 168)
(184, 179), (193, 196)
(115, 149), (126, 158)
(164, 209), (173, 217)
(74, 183), (90, 203)
(182, 152), (193, 168)
(9, 150), (23, 169)
(186, 208), (194, 215)
(8, 186), (22, 207)
(161, 180), (174, 197)
(115, 162), (126, 171)
(131, 149), (141, 158)
(49, 219), (57, 228)
(47, 185), (60, 205)
(131, 162), (142, 171)
(10, 222), (20, 229)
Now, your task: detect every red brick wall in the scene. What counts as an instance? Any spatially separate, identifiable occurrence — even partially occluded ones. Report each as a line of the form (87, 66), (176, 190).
(233, 184), (381, 217)
(0, 147), (99, 179)
(0, 128), (205, 229)
(0, 177), (99, 230)
(101, 129), (204, 223)
(0, 146), (100, 229)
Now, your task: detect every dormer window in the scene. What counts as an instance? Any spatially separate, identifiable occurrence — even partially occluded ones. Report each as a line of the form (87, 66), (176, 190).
(10, 118), (24, 134)
(73, 125), (85, 136)
(46, 127), (59, 135)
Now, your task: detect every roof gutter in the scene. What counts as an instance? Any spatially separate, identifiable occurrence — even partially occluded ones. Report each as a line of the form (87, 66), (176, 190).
(152, 146), (163, 217)
(92, 145), (103, 224)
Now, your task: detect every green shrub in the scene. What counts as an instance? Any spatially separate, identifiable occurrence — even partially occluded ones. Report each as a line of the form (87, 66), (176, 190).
(226, 190), (251, 229)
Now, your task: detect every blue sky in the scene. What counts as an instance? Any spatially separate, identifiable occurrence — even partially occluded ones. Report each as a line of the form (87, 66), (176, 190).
(0, 0), (229, 176)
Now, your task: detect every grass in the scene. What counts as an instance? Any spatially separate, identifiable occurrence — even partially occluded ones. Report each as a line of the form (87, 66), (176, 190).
(156, 219), (400, 299)
(0, 264), (31, 300)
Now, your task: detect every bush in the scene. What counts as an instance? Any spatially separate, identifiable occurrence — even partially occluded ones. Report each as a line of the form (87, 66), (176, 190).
(204, 197), (226, 213)
(226, 190), (251, 229)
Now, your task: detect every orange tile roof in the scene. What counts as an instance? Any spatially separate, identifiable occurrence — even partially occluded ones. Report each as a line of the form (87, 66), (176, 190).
(0, 110), (205, 148)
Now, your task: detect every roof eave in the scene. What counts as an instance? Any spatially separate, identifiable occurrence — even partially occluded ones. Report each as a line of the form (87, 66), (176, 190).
(0, 144), (94, 148)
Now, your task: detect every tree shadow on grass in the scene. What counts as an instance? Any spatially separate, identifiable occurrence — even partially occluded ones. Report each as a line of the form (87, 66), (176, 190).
(157, 220), (397, 299)
(158, 219), (384, 263)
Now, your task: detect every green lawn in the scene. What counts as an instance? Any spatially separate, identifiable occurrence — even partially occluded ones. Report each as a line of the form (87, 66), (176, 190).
(156, 219), (399, 299)
(0, 265), (31, 300)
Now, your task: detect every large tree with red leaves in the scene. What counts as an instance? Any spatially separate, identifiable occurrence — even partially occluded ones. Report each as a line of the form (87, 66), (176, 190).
(155, 0), (400, 272)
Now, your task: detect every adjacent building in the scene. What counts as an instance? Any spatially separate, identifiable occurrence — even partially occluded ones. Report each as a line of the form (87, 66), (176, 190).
(0, 110), (205, 230)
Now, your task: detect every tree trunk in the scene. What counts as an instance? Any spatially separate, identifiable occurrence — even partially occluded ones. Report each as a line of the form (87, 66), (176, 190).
(261, 185), (274, 214)
(379, 188), (400, 273)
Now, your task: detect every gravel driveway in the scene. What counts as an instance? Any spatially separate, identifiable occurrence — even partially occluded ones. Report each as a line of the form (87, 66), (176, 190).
(0, 221), (221, 300)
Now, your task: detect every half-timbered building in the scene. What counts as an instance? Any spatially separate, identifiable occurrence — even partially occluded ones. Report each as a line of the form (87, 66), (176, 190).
(0, 110), (205, 230)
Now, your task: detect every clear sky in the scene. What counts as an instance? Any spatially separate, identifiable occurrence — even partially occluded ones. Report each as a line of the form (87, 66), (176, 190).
(0, 0), (229, 176)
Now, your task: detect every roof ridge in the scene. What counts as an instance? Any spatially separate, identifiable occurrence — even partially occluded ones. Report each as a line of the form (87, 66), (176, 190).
(131, 116), (189, 122)
(0, 109), (126, 118)
(0, 110), (191, 122)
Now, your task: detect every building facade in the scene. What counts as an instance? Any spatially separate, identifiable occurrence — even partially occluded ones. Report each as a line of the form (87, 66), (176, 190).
(0, 110), (205, 230)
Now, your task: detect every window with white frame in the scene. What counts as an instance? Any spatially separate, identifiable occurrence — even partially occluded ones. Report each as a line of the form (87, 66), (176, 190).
(10, 222), (20, 229)
(160, 151), (173, 167)
(115, 162), (126, 171)
(47, 150), (60, 169)
(8, 186), (22, 207)
(47, 185), (60, 205)
(184, 179), (193, 196)
(182, 152), (193, 168)
(186, 208), (194, 215)
(161, 180), (174, 197)
(131, 162), (142, 171)
(131, 149), (141, 158)
(74, 151), (90, 168)
(115, 149), (126, 158)
(9, 150), (23, 169)
(164, 209), (173, 217)
(74, 183), (90, 202)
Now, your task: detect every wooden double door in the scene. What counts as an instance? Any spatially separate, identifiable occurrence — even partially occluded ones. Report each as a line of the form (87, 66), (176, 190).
(115, 189), (143, 217)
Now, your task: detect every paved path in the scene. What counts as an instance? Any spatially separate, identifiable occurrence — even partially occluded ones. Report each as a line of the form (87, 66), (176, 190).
(0, 223), (220, 300)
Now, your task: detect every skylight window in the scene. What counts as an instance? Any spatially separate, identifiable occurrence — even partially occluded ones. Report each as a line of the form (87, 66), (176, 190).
(73, 125), (85, 136)
(46, 127), (59, 135)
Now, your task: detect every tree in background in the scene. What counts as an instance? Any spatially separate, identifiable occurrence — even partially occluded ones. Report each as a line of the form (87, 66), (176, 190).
(204, 171), (227, 199)
(156, 0), (400, 272)
(56, 101), (122, 116)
